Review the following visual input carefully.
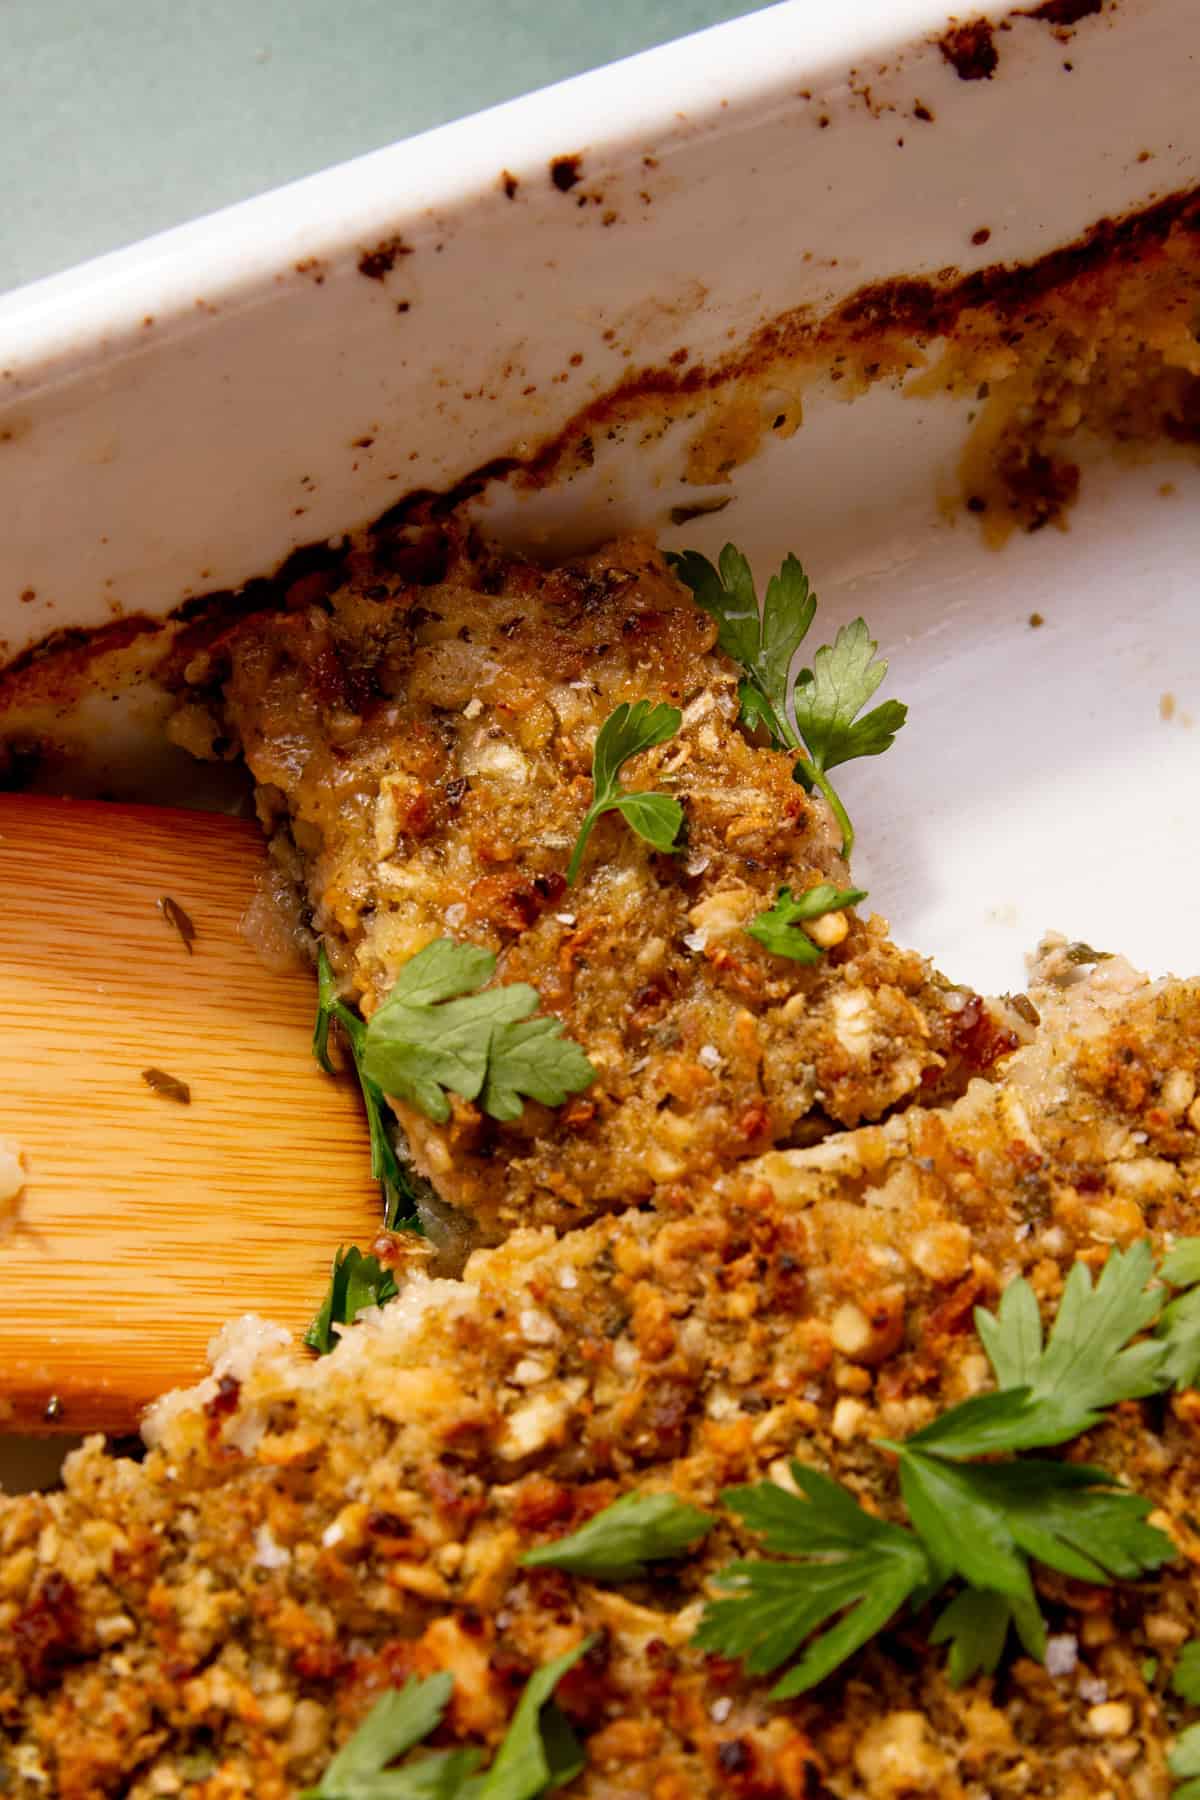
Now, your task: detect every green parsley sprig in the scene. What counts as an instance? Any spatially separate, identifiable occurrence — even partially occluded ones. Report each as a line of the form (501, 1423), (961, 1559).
(314, 946), (423, 1232)
(302, 1644), (592, 1800)
(301, 1672), (472, 1798)
(915, 1239), (1168, 1457)
(361, 939), (595, 1126)
(495, 1242), (1200, 1700)
(1174, 1640), (1200, 1706)
(745, 882), (867, 964)
(476, 1639), (592, 1800)
(521, 1490), (715, 1579)
(1157, 1239), (1200, 1390)
(694, 1466), (933, 1698)
(666, 545), (906, 857)
(566, 700), (683, 885)
(695, 1240), (1200, 1695)
(1171, 1640), (1200, 1798)
(304, 1246), (399, 1355)
(1174, 1725), (1200, 1800)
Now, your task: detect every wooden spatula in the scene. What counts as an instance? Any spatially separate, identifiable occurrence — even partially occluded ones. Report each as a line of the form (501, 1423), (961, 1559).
(0, 795), (385, 1433)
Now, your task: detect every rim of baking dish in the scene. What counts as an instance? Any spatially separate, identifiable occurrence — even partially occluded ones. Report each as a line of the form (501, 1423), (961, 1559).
(0, 0), (1009, 375)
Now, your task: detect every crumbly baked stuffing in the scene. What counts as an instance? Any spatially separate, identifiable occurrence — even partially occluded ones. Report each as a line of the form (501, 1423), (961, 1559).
(2, 961), (1199, 1798)
(172, 533), (1006, 1242)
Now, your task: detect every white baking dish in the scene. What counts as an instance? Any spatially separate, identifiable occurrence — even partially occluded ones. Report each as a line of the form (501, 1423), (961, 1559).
(1, 0), (1197, 1486)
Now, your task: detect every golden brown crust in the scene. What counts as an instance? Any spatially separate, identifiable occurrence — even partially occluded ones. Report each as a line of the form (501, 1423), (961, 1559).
(181, 534), (992, 1240)
(2, 968), (1199, 1797)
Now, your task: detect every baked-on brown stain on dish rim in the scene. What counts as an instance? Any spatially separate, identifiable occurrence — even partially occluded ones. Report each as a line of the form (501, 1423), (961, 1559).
(1, 181), (1197, 706)
(356, 236), (413, 281)
(938, 20), (1000, 80)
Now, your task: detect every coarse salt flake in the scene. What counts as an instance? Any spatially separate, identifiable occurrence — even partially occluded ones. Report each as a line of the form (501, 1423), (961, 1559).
(254, 1523), (291, 1569)
(1045, 1634), (1078, 1678)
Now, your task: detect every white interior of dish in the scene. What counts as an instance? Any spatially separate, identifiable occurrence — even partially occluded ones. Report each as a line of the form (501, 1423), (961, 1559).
(0, 0), (1197, 1486)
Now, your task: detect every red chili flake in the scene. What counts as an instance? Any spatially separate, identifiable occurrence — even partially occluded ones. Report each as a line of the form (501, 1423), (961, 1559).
(13, 1571), (81, 1690)
(513, 1476), (575, 1532)
(364, 1510), (411, 1539)
(948, 994), (1019, 1072)
(204, 1373), (241, 1425)
(735, 1103), (771, 1143)
(426, 1464), (485, 1528)
(921, 1274), (983, 1350)
(771, 1250), (808, 1313)
(532, 870), (567, 905)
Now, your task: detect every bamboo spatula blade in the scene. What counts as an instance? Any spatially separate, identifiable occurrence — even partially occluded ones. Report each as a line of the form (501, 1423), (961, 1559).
(0, 795), (382, 1432)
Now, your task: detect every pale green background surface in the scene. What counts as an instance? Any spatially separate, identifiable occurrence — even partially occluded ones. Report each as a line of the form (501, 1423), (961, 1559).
(0, 0), (768, 295)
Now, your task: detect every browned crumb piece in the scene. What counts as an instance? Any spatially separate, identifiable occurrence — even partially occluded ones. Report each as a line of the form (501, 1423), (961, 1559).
(173, 533), (1005, 1241)
(1, 967), (1198, 1797)
(930, 208), (1200, 540)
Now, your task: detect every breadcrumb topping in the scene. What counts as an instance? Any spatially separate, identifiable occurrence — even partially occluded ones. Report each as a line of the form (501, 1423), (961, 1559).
(176, 534), (1004, 1242)
(2, 967), (1199, 1797)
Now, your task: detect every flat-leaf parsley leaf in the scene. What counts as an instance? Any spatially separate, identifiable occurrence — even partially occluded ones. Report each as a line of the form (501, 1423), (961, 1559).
(1156, 1238), (1200, 1392)
(302, 1671), (465, 1797)
(745, 882), (867, 964)
(928, 1589), (1019, 1688)
(521, 1490), (715, 1579)
(566, 700), (683, 885)
(667, 544), (906, 855)
(304, 1644), (593, 1800)
(314, 946), (423, 1232)
(304, 1246), (399, 1356)
(894, 1451), (1173, 1666)
(910, 1241), (1169, 1457)
(1171, 1722), (1200, 1799)
(362, 939), (595, 1126)
(790, 618), (907, 779)
(665, 547), (813, 750)
(476, 1638), (594, 1800)
(696, 1242), (1183, 1695)
(693, 1464), (933, 1698)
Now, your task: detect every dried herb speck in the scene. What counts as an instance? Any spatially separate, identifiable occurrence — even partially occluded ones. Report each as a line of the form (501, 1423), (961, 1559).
(157, 896), (196, 954)
(142, 1068), (191, 1105)
(669, 497), (732, 526)
(1064, 941), (1111, 966)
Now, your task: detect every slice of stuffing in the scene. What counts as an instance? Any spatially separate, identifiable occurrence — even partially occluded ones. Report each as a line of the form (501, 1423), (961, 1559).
(1, 965), (1198, 1798)
(174, 532), (1005, 1240)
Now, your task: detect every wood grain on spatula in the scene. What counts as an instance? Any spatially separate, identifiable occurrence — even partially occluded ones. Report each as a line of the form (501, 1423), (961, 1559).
(0, 795), (380, 1433)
